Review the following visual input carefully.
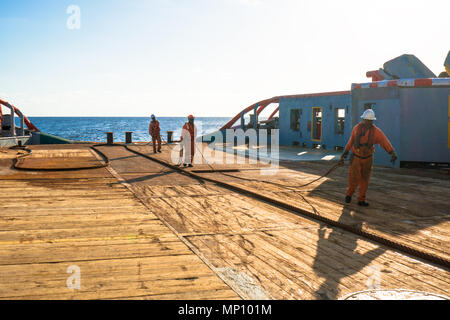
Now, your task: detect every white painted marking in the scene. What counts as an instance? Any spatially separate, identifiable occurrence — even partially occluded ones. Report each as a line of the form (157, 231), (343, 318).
(432, 78), (450, 86)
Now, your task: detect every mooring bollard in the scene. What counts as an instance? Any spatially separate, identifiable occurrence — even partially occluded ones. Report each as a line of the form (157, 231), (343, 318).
(106, 132), (114, 145)
(125, 131), (133, 144)
(167, 131), (174, 143)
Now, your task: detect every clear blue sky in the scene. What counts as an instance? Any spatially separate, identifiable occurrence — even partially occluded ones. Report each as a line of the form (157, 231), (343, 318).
(0, 0), (449, 117)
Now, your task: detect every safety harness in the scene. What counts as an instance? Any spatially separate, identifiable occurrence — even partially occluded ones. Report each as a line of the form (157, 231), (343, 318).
(353, 123), (375, 159)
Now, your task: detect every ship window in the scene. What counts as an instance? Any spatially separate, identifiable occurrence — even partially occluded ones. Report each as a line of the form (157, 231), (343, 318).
(335, 108), (345, 134)
(312, 107), (322, 141)
(290, 109), (301, 132)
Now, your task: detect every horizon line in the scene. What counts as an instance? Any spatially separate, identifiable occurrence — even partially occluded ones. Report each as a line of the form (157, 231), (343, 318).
(27, 115), (234, 118)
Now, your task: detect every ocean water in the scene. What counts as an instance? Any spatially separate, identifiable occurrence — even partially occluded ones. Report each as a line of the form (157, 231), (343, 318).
(26, 117), (232, 143)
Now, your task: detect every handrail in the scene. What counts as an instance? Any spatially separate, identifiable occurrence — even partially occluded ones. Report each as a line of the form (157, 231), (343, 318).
(219, 97), (279, 131)
(220, 90), (350, 131)
(267, 106), (279, 120)
(0, 99), (40, 132)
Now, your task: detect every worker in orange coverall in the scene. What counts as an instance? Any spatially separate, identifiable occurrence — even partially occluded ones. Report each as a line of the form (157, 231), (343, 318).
(148, 114), (162, 153)
(339, 109), (397, 207)
(180, 115), (197, 167)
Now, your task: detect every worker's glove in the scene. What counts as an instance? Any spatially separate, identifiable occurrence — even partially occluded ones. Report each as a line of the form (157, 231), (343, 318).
(339, 150), (349, 165)
(390, 151), (398, 164)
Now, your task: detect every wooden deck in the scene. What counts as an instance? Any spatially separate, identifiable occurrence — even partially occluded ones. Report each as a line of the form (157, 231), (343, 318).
(133, 144), (450, 263)
(0, 145), (238, 300)
(0, 143), (449, 300)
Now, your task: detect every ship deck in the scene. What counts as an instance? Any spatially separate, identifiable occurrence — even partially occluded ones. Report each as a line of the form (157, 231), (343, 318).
(0, 143), (448, 300)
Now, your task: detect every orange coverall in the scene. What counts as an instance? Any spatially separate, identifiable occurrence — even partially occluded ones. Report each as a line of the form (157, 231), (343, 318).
(344, 123), (394, 202)
(181, 122), (196, 163)
(149, 120), (161, 152)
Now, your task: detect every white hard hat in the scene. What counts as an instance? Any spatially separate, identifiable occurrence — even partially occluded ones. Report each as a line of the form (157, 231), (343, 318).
(361, 109), (376, 120)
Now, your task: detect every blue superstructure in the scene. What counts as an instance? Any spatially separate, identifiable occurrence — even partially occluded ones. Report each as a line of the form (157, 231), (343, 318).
(278, 92), (351, 151)
(204, 54), (450, 168)
(277, 80), (450, 168)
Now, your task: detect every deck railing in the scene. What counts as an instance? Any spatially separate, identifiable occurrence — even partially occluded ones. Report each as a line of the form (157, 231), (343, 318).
(0, 99), (39, 137)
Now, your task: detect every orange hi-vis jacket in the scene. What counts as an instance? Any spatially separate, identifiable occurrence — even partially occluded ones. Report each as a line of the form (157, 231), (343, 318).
(345, 123), (394, 158)
(149, 120), (161, 137)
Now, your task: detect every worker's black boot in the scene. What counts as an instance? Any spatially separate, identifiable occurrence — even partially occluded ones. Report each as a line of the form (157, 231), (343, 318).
(358, 201), (369, 207)
(345, 195), (352, 203)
